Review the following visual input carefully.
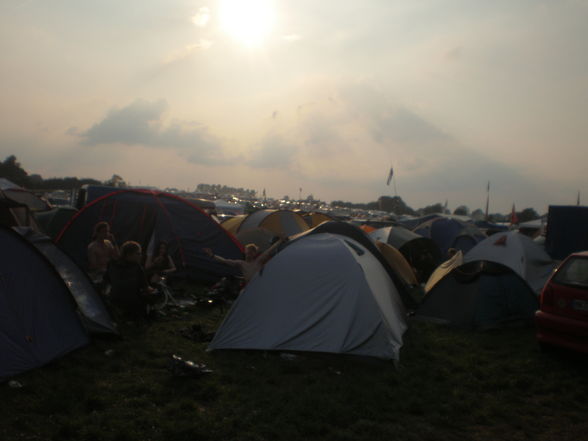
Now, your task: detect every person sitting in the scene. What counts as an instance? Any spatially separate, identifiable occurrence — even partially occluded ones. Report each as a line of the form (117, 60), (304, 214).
(87, 221), (119, 283)
(107, 241), (157, 320)
(145, 241), (177, 285)
(203, 235), (288, 285)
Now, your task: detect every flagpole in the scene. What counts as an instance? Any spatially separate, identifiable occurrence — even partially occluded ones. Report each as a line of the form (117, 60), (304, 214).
(485, 181), (490, 220)
(392, 173), (398, 197)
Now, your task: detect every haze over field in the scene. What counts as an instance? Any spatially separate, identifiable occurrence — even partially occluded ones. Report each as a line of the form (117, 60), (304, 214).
(1, 0), (587, 212)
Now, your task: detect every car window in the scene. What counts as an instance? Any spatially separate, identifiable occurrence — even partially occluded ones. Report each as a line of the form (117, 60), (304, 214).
(553, 257), (588, 287)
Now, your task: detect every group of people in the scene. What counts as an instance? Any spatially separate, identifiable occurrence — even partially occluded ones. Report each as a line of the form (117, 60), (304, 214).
(87, 221), (287, 320)
(87, 221), (176, 319)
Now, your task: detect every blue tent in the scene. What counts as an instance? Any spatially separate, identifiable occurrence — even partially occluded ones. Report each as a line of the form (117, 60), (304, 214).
(15, 227), (116, 334)
(56, 189), (244, 281)
(413, 217), (485, 257)
(416, 261), (539, 329)
(0, 227), (89, 381)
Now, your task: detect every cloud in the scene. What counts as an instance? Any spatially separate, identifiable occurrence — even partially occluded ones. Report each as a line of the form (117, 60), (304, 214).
(192, 7), (211, 27)
(164, 40), (213, 64)
(80, 99), (230, 165)
(247, 134), (297, 169)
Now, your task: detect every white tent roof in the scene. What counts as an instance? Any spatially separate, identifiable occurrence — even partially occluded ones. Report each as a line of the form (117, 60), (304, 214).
(464, 231), (555, 293)
(209, 233), (407, 360)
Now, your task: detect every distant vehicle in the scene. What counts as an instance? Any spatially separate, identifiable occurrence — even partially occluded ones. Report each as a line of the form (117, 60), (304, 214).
(535, 251), (588, 353)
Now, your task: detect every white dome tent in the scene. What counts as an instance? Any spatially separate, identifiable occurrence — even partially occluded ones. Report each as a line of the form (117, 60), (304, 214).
(209, 232), (407, 360)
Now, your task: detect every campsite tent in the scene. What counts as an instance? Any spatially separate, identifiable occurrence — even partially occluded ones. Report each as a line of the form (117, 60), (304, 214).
(56, 189), (243, 281)
(209, 232), (407, 360)
(300, 211), (333, 228)
(15, 227), (116, 334)
(221, 209), (310, 252)
(0, 191), (40, 230)
(221, 215), (246, 235)
(463, 231), (555, 294)
(370, 226), (442, 282)
(375, 241), (419, 287)
(416, 262), (540, 329)
(413, 217), (485, 257)
(237, 209), (309, 237)
(0, 178), (51, 212)
(0, 227), (90, 381)
(416, 232), (555, 329)
(296, 220), (416, 309)
(34, 206), (78, 239)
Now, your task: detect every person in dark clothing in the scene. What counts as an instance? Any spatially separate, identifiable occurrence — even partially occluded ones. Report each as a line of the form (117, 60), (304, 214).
(145, 241), (176, 284)
(107, 241), (157, 319)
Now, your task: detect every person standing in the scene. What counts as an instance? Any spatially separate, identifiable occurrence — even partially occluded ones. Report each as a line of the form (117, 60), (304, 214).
(87, 221), (119, 283)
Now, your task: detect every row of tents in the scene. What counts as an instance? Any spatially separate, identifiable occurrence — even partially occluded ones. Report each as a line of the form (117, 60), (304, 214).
(209, 224), (555, 357)
(0, 184), (559, 381)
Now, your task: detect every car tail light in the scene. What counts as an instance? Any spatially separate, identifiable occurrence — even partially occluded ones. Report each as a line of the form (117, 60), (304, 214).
(540, 285), (555, 310)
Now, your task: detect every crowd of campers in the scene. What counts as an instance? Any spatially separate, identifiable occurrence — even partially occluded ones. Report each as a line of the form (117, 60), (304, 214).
(1, 181), (588, 382)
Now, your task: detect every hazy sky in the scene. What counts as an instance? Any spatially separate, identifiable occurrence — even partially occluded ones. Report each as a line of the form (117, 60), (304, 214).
(1, 0), (587, 213)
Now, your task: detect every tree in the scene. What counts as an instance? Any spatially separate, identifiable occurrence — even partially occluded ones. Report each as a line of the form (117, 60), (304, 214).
(0, 155), (29, 186)
(517, 208), (539, 223)
(453, 205), (469, 216)
(377, 196), (415, 215)
(105, 174), (126, 188)
(418, 203), (445, 216)
(471, 208), (485, 220)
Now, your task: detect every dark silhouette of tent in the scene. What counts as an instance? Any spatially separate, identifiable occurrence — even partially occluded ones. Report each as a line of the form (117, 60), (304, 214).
(15, 227), (116, 334)
(417, 232), (555, 329)
(413, 217), (485, 257)
(56, 189), (243, 281)
(34, 206), (78, 239)
(0, 190), (41, 231)
(416, 261), (539, 329)
(0, 227), (90, 381)
(370, 226), (442, 282)
(0, 178), (51, 212)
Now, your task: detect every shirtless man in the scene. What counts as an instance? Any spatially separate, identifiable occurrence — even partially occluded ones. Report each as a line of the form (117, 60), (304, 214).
(204, 236), (287, 284)
(87, 221), (119, 281)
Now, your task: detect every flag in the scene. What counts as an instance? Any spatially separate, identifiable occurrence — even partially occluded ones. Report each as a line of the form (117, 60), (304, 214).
(386, 167), (394, 186)
(510, 203), (519, 225)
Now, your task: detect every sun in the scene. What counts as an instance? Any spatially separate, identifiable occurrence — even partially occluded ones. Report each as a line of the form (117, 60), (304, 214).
(218, 0), (276, 48)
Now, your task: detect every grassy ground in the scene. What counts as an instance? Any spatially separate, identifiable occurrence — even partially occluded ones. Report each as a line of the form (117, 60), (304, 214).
(1, 285), (587, 441)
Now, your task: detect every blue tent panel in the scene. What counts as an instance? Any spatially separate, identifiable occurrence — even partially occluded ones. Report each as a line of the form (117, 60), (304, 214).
(0, 228), (89, 381)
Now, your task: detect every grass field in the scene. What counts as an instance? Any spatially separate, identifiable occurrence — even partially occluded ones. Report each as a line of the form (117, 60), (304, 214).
(2, 285), (587, 441)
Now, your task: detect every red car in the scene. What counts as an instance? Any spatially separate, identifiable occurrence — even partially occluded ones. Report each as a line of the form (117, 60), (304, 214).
(536, 251), (588, 353)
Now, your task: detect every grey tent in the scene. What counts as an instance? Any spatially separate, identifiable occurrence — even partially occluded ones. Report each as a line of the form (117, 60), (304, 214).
(462, 231), (555, 294)
(417, 231), (555, 329)
(0, 227), (90, 381)
(209, 232), (407, 360)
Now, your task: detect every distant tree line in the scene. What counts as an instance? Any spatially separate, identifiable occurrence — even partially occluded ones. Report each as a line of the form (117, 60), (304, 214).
(1, 154), (541, 222)
(332, 194), (541, 222)
(0, 154), (101, 190)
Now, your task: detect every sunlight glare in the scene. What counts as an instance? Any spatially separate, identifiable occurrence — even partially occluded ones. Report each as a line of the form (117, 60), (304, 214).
(219, 0), (276, 48)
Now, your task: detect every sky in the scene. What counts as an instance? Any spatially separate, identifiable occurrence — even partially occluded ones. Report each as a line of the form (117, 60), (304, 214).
(1, 0), (587, 213)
